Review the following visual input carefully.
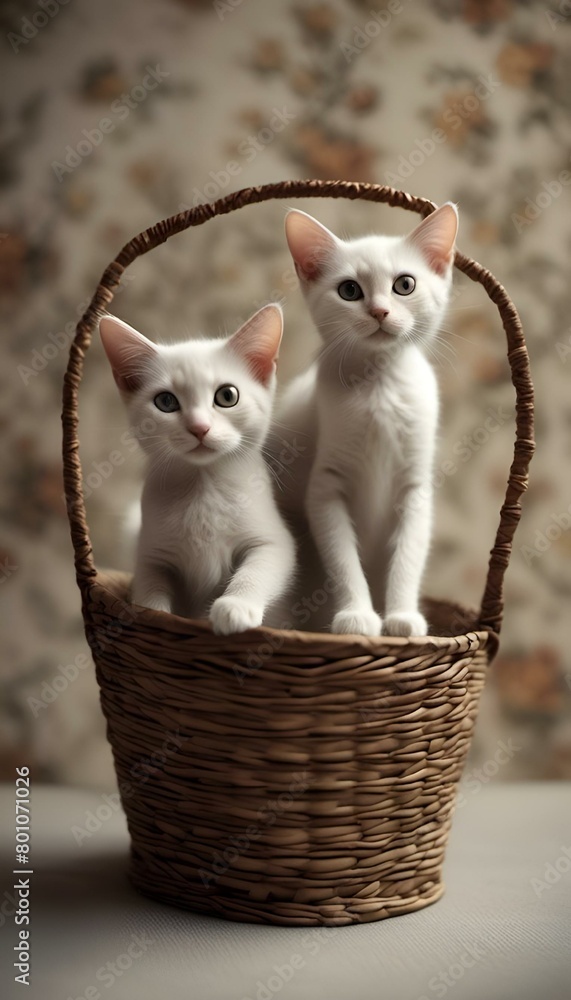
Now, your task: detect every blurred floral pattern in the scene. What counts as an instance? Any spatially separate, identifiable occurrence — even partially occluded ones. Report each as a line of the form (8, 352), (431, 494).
(1, 0), (570, 788)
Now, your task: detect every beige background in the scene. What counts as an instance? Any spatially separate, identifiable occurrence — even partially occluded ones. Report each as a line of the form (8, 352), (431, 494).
(1, 0), (570, 789)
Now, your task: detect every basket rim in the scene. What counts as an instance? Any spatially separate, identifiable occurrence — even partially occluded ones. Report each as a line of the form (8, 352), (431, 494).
(62, 178), (535, 638)
(88, 568), (493, 661)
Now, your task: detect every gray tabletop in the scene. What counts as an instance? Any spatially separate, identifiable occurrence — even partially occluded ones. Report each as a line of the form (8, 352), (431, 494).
(0, 782), (569, 1000)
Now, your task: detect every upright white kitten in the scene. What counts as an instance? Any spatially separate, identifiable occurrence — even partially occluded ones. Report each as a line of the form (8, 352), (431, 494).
(271, 204), (458, 637)
(99, 305), (296, 635)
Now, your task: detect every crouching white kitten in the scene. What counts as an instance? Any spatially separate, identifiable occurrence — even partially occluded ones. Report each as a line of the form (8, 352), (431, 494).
(99, 305), (296, 635)
(271, 203), (458, 637)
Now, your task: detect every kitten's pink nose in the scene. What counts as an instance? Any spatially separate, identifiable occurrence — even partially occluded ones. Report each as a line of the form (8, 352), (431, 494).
(188, 422), (210, 442)
(370, 306), (389, 321)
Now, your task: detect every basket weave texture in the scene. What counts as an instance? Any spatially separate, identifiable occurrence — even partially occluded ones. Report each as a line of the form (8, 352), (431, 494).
(62, 179), (534, 926)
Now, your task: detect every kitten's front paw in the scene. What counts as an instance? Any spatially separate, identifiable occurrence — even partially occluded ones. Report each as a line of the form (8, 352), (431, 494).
(210, 596), (263, 635)
(332, 609), (382, 637)
(383, 611), (428, 638)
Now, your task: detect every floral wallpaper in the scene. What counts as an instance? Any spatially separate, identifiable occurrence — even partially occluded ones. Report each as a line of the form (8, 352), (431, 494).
(1, 0), (570, 789)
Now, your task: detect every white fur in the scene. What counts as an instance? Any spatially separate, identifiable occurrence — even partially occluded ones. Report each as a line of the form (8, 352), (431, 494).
(269, 205), (458, 637)
(99, 306), (296, 634)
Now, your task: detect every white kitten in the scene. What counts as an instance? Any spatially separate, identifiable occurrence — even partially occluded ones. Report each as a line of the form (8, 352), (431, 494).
(270, 204), (458, 637)
(99, 305), (296, 635)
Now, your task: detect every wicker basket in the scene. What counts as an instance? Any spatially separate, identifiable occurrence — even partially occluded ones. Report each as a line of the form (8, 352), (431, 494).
(62, 180), (534, 927)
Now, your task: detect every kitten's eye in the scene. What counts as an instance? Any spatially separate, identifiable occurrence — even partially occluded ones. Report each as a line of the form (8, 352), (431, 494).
(214, 384), (239, 408)
(154, 391), (180, 413)
(392, 275), (416, 296)
(338, 280), (364, 301)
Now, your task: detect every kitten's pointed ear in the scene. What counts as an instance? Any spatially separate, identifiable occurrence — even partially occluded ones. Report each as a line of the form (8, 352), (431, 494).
(228, 304), (283, 385)
(99, 315), (158, 393)
(285, 209), (338, 282)
(406, 203), (458, 276)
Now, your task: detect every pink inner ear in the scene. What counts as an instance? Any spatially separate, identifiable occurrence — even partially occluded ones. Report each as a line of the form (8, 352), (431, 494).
(295, 259), (316, 282)
(111, 355), (144, 394)
(421, 245), (451, 277)
(99, 316), (157, 393)
(115, 368), (141, 394)
(246, 349), (276, 384)
(285, 211), (337, 282)
(229, 305), (283, 385)
(407, 204), (458, 276)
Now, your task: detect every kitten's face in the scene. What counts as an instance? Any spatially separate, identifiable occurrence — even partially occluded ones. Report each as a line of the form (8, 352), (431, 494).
(99, 305), (283, 468)
(285, 204), (458, 353)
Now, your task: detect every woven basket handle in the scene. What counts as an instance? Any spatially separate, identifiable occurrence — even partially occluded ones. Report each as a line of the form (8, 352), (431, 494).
(62, 179), (534, 636)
